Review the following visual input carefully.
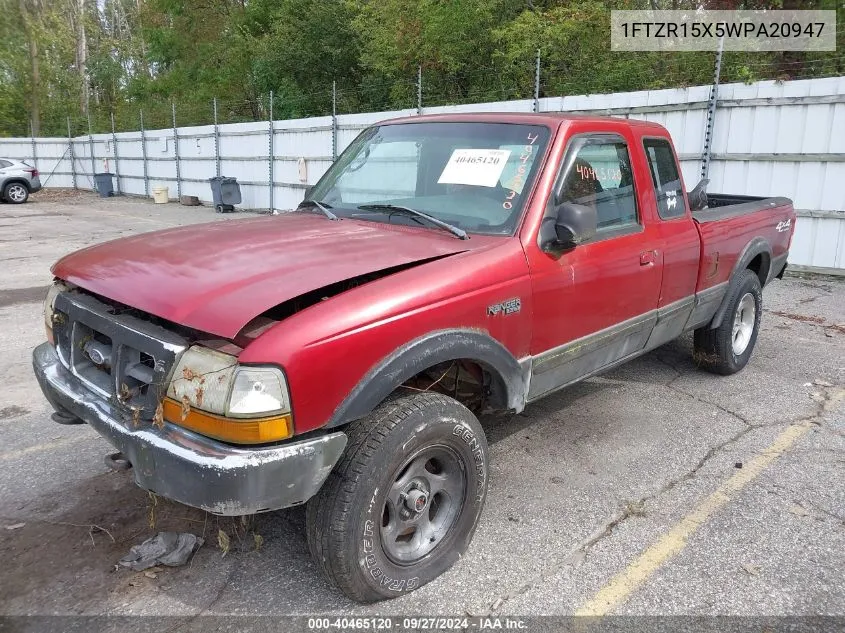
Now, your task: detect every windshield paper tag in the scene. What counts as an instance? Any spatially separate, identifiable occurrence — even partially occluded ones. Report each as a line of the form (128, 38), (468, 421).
(438, 149), (511, 188)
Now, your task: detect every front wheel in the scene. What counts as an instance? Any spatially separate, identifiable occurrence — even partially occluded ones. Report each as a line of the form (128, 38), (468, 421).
(306, 392), (488, 602)
(4, 182), (29, 204)
(694, 268), (762, 375)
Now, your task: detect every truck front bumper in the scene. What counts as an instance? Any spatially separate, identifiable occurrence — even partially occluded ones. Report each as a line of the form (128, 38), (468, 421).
(33, 342), (347, 515)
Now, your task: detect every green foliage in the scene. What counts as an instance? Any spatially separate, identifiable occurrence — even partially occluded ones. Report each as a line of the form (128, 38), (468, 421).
(1, 0), (842, 136)
(250, 0), (362, 117)
(0, 4), (29, 136)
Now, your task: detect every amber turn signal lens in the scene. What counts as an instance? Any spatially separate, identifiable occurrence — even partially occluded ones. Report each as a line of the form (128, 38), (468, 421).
(162, 397), (292, 444)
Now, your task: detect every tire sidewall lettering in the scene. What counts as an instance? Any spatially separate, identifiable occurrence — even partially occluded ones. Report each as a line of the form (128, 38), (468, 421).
(452, 424), (486, 503)
(355, 415), (487, 595)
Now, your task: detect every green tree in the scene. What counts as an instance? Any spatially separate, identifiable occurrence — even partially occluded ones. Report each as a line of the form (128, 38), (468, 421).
(0, 0), (842, 137)
(353, 0), (522, 108)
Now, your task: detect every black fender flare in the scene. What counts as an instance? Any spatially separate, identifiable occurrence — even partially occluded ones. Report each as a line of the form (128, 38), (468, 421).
(710, 237), (771, 329)
(326, 329), (528, 428)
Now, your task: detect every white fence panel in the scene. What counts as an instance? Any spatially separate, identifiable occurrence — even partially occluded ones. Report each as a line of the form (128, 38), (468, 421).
(1, 76), (843, 272)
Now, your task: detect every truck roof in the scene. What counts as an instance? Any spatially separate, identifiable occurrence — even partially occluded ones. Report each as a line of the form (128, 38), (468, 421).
(380, 111), (668, 132)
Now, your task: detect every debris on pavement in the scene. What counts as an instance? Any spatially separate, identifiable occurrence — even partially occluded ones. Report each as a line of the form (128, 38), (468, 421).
(770, 310), (826, 325)
(218, 529), (231, 557)
(30, 188), (97, 203)
(118, 532), (203, 571)
(5, 522), (25, 530)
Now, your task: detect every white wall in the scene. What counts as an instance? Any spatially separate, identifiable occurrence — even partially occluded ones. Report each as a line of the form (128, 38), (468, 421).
(2, 76), (843, 272)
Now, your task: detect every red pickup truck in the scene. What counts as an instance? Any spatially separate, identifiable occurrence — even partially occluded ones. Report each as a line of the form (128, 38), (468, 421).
(34, 113), (795, 601)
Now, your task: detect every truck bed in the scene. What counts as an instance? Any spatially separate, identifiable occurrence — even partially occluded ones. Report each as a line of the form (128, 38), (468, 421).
(692, 193), (795, 295)
(693, 194), (794, 223)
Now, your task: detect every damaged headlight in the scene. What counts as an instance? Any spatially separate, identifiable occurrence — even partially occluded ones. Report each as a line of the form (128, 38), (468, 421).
(44, 279), (72, 344)
(165, 346), (292, 444)
(167, 346), (238, 415)
(228, 367), (289, 416)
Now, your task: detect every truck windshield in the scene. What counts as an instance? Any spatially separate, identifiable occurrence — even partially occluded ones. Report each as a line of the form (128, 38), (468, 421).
(307, 122), (551, 235)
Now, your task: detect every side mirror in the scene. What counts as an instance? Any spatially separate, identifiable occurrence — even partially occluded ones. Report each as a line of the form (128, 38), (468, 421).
(552, 202), (597, 249)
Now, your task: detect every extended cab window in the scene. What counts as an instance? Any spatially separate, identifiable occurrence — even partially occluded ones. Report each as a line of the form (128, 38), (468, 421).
(558, 138), (638, 233)
(644, 138), (686, 219)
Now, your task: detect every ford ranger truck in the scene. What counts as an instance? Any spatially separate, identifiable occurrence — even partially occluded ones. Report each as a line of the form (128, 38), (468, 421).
(34, 113), (795, 601)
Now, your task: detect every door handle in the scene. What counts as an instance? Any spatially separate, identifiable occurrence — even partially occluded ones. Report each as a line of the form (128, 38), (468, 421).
(640, 250), (657, 266)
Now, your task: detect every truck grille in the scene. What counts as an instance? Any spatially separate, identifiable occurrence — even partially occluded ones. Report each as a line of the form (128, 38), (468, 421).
(52, 292), (188, 420)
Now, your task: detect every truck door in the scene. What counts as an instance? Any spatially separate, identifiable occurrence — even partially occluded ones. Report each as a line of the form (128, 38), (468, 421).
(527, 133), (663, 401)
(640, 136), (700, 349)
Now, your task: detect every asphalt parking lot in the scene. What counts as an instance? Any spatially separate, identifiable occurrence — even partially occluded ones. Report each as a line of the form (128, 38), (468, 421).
(1, 191), (843, 620)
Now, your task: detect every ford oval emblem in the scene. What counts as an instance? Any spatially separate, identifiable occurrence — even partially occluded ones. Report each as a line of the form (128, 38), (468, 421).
(89, 348), (105, 364)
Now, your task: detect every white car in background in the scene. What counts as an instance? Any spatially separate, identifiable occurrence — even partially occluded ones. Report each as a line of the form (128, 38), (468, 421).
(0, 158), (42, 204)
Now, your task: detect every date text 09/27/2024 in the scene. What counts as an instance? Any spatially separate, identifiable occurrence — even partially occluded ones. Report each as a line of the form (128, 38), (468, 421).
(307, 617), (528, 630)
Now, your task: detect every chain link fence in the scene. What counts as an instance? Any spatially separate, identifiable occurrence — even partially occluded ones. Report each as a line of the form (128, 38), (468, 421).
(3, 49), (842, 139)
(1, 62), (844, 271)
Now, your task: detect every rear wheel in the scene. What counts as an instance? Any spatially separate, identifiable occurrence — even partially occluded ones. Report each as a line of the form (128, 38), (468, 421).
(694, 268), (762, 375)
(4, 182), (29, 204)
(306, 391), (488, 602)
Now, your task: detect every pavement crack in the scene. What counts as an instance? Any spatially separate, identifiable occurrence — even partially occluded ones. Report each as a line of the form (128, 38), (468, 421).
(477, 508), (629, 616)
(484, 386), (844, 614)
(164, 557), (240, 632)
(653, 353), (683, 377)
(754, 482), (845, 524)
(803, 502), (845, 524)
(483, 422), (753, 614)
(664, 383), (751, 427)
(652, 352), (696, 390)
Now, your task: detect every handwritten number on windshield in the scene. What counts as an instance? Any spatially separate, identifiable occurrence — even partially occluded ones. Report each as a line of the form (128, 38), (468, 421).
(502, 132), (539, 210)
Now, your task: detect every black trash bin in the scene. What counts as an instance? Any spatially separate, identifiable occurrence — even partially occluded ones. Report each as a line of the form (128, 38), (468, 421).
(208, 176), (242, 213)
(94, 172), (114, 198)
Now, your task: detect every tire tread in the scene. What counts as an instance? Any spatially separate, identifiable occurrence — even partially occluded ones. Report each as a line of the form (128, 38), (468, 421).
(694, 268), (762, 375)
(306, 391), (470, 602)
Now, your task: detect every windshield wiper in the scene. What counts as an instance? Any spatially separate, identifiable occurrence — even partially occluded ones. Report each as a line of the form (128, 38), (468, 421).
(297, 199), (339, 221)
(357, 204), (467, 240)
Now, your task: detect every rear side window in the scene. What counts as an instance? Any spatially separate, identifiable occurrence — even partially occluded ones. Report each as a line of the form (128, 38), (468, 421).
(644, 138), (685, 219)
(0, 160), (11, 168)
(558, 138), (638, 233)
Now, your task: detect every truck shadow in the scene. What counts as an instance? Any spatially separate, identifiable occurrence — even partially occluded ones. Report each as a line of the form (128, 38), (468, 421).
(483, 335), (695, 446)
(482, 379), (606, 446)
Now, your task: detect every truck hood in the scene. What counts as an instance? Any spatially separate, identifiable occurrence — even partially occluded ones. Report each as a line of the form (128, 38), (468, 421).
(52, 213), (485, 339)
